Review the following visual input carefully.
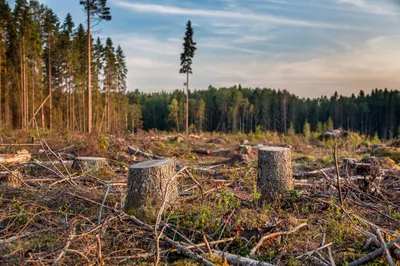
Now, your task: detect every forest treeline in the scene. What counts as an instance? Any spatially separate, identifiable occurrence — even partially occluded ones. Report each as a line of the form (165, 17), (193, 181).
(1, 1), (400, 139)
(0, 0), (127, 132)
(126, 86), (400, 140)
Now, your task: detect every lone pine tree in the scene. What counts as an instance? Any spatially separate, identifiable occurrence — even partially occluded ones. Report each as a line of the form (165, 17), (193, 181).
(80, 0), (111, 133)
(179, 20), (196, 136)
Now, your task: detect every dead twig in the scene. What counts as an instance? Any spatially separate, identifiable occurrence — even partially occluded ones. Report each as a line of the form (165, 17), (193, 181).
(96, 234), (104, 266)
(296, 242), (333, 259)
(334, 141), (343, 206)
(0, 163), (32, 189)
(202, 232), (212, 254)
(98, 185), (110, 225)
(348, 237), (400, 266)
(249, 223), (308, 258)
(328, 246), (336, 266)
(155, 167), (187, 265)
(373, 226), (395, 266)
(52, 226), (76, 266)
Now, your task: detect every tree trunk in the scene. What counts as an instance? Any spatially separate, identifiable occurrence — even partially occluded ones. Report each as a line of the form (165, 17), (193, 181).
(5, 66), (9, 128)
(132, 115), (135, 136)
(257, 147), (293, 202)
(0, 53), (2, 125)
(125, 159), (177, 222)
(48, 38), (52, 130)
(186, 72), (189, 136)
(31, 65), (35, 129)
(87, 2), (92, 134)
(24, 39), (28, 130)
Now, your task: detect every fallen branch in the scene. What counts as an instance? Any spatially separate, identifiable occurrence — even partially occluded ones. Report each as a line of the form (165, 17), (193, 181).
(249, 223), (308, 258)
(0, 228), (59, 245)
(128, 146), (164, 160)
(52, 226), (76, 266)
(170, 237), (236, 252)
(296, 242), (333, 259)
(98, 185), (110, 225)
(373, 227), (395, 266)
(334, 142), (344, 206)
(348, 237), (400, 266)
(212, 250), (274, 266)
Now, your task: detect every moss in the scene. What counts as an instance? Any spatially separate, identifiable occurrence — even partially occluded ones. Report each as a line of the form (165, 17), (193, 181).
(125, 206), (156, 224)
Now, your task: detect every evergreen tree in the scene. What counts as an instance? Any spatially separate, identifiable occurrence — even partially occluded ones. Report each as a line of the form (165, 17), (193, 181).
(115, 45), (127, 130)
(0, 0), (11, 127)
(179, 20), (196, 136)
(80, 0), (111, 133)
(167, 98), (180, 132)
(103, 37), (115, 132)
(42, 8), (59, 130)
(303, 120), (311, 138)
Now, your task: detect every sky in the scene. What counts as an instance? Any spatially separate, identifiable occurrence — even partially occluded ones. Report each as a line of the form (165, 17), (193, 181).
(33, 0), (400, 97)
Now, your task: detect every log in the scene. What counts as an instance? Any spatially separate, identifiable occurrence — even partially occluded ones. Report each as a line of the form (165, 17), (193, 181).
(72, 157), (107, 172)
(192, 148), (211, 155)
(257, 147), (293, 202)
(0, 149), (31, 164)
(125, 159), (177, 222)
(211, 149), (232, 157)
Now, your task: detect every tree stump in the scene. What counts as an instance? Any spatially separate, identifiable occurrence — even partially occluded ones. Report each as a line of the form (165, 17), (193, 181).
(72, 157), (107, 172)
(257, 147), (293, 202)
(125, 159), (177, 222)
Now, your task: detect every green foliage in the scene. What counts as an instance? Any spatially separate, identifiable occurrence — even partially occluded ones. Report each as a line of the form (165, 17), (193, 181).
(371, 132), (381, 145)
(288, 122), (295, 136)
(388, 206), (400, 219)
(253, 184), (261, 207)
(179, 20), (196, 75)
(167, 98), (180, 131)
(254, 125), (264, 139)
(303, 120), (311, 138)
(98, 135), (109, 150)
(316, 122), (324, 134)
(216, 189), (240, 211)
(327, 117), (334, 131)
(372, 147), (400, 162)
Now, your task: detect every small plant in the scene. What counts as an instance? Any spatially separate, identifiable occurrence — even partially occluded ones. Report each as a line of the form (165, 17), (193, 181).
(254, 125), (263, 139)
(98, 135), (109, 150)
(253, 184), (261, 208)
(388, 205), (400, 219)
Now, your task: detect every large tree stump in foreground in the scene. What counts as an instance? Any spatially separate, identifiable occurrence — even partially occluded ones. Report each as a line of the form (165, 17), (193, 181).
(125, 159), (177, 222)
(258, 147), (293, 202)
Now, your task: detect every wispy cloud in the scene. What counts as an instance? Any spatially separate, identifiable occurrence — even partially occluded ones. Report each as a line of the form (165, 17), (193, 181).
(115, 1), (363, 30)
(333, 0), (397, 15)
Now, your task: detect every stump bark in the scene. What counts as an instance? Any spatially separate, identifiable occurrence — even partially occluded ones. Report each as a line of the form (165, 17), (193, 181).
(72, 157), (107, 172)
(125, 159), (177, 222)
(258, 147), (293, 202)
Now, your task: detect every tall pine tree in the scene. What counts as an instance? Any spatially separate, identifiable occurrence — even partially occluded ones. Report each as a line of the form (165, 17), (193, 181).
(80, 0), (111, 133)
(179, 20), (196, 136)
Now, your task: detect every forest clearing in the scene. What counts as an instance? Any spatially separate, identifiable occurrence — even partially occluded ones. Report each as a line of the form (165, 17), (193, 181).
(2, 0), (400, 265)
(0, 129), (399, 265)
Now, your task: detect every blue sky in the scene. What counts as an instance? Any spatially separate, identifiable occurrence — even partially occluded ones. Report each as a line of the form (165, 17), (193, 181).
(36, 0), (400, 97)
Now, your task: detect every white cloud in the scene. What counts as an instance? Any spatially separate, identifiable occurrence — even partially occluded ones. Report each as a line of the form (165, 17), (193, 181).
(333, 0), (397, 15)
(115, 1), (363, 30)
(117, 33), (400, 98)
